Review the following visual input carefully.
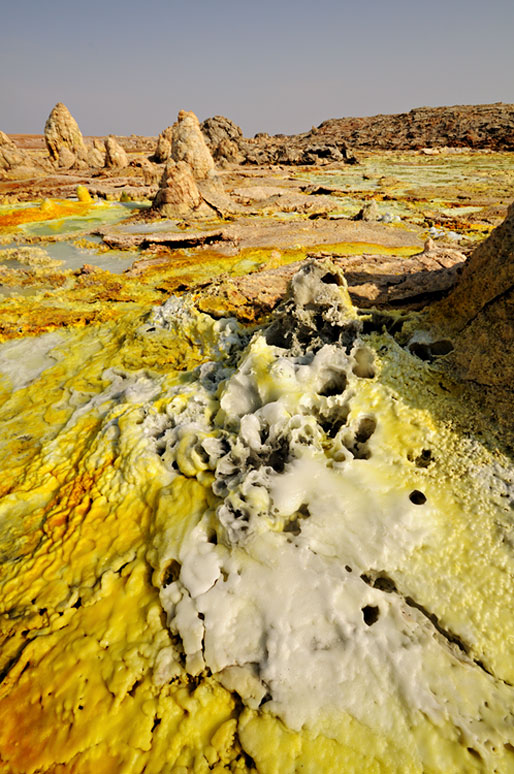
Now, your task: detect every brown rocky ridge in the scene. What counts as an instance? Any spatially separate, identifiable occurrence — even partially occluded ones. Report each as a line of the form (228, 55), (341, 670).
(311, 102), (514, 151)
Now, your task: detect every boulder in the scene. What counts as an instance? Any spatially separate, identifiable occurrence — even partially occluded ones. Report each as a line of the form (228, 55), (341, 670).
(243, 146), (275, 165)
(430, 201), (514, 390)
(152, 160), (203, 218)
(154, 126), (173, 163)
(213, 138), (245, 165)
(201, 115), (243, 147)
(171, 110), (215, 179)
(201, 115), (245, 162)
(275, 146), (303, 164)
(105, 136), (129, 168)
(354, 200), (381, 221)
(44, 102), (87, 163)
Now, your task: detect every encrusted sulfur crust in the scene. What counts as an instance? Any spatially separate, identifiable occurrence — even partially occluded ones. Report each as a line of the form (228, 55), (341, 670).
(0, 264), (513, 774)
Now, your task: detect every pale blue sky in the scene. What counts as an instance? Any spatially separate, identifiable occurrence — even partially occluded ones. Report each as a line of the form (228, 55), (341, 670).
(1, 0), (513, 136)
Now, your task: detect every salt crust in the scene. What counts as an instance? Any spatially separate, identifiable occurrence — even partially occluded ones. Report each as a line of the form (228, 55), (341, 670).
(7, 266), (511, 762)
(0, 330), (65, 391)
(138, 267), (514, 759)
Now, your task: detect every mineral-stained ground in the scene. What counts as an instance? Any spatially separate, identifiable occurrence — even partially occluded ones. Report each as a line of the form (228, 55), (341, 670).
(0, 108), (513, 773)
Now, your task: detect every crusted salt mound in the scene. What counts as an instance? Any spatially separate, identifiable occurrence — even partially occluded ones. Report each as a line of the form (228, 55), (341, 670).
(143, 261), (514, 766)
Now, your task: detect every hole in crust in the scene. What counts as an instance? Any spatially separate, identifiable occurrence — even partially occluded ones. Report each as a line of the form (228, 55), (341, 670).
(362, 605), (380, 626)
(373, 574), (397, 593)
(352, 348), (376, 379)
(344, 417), (377, 460)
(430, 339), (454, 356)
(355, 417), (377, 444)
(317, 404), (350, 438)
(409, 339), (454, 362)
(161, 559), (181, 587)
(320, 271), (342, 285)
(415, 449), (433, 468)
(409, 490), (427, 505)
(284, 519), (301, 536)
(267, 437), (290, 473)
(360, 572), (397, 593)
(319, 371), (347, 397)
(408, 342), (432, 361)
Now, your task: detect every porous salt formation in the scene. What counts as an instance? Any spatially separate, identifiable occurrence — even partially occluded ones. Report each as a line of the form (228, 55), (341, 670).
(143, 262), (514, 769)
(0, 260), (514, 772)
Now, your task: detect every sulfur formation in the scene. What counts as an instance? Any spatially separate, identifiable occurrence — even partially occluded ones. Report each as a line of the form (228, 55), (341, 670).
(0, 260), (513, 773)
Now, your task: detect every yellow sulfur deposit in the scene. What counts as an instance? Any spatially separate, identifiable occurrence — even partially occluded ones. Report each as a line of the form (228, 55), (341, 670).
(76, 185), (93, 204)
(0, 199), (95, 229)
(0, 261), (513, 774)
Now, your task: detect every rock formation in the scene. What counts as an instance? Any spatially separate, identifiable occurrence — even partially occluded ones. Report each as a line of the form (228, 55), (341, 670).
(152, 160), (203, 217)
(44, 102), (87, 163)
(354, 200), (381, 221)
(57, 146), (78, 169)
(201, 115), (243, 149)
(153, 126), (173, 163)
(430, 201), (514, 391)
(315, 102), (514, 151)
(171, 110), (215, 179)
(201, 115), (245, 163)
(87, 139), (106, 167)
(0, 131), (28, 172)
(129, 156), (161, 186)
(105, 136), (129, 168)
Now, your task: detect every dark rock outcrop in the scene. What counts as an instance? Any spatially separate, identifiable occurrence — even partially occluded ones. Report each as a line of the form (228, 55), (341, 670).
(316, 103), (514, 151)
(201, 116), (245, 163)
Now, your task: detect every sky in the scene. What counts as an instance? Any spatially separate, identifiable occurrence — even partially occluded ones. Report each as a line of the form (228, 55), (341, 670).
(1, 0), (513, 137)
